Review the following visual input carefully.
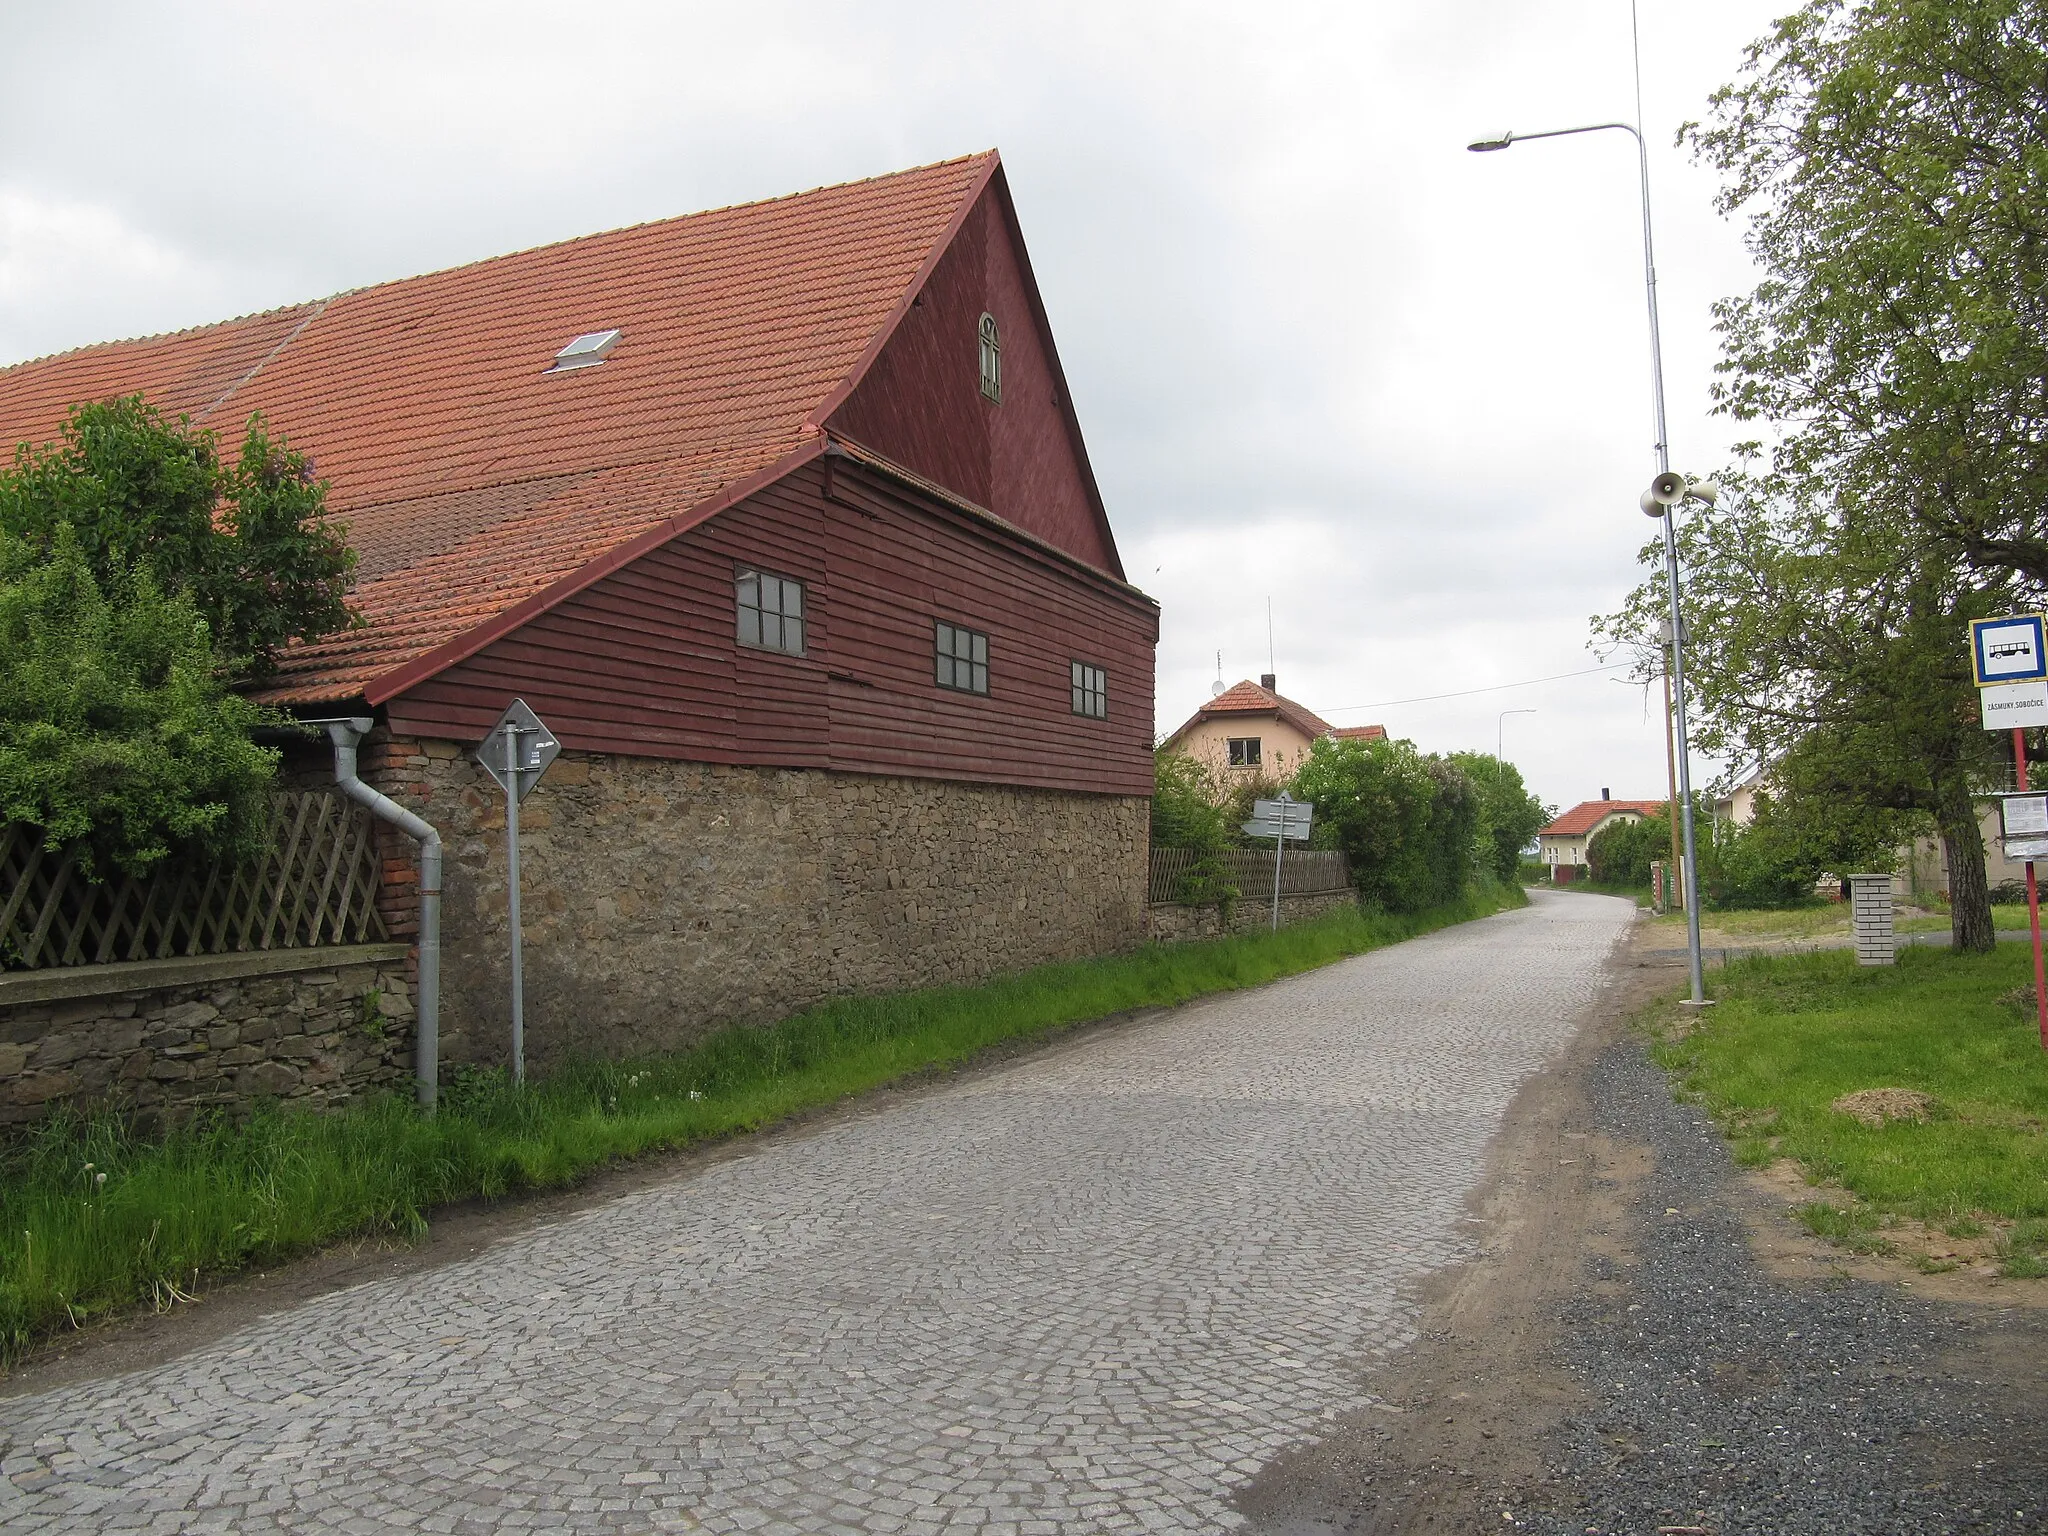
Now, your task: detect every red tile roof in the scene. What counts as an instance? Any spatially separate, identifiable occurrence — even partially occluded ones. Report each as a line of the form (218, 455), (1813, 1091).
(1163, 680), (1345, 748)
(1331, 724), (1387, 742)
(0, 154), (1003, 705)
(1539, 799), (1667, 837)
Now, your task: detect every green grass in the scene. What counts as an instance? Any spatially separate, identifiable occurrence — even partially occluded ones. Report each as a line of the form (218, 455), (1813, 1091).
(0, 881), (1523, 1366)
(1657, 943), (2048, 1271)
(1898, 902), (2036, 934)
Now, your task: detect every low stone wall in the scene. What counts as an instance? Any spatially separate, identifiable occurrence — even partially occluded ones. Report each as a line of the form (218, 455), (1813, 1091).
(0, 946), (413, 1130)
(1147, 887), (1357, 944)
(354, 734), (1150, 1070)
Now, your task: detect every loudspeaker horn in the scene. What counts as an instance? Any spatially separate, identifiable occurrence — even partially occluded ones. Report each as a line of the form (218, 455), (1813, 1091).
(1648, 469), (1689, 505)
(1639, 489), (1667, 518)
(1687, 478), (1721, 507)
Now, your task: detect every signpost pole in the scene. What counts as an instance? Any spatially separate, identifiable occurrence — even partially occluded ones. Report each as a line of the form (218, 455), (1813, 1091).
(504, 724), (525, 1085)
(1272, 816), (1285, 932)
(2017, 728), (2048, 1051)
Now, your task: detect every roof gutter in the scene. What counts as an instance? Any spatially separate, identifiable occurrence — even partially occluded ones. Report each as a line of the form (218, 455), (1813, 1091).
(308, 717), (443, 1112)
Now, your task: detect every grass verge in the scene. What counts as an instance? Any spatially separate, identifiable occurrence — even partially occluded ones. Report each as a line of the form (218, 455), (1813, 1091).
(0, 880), (1524, 1366)
(1654, 942), (2048, 1275)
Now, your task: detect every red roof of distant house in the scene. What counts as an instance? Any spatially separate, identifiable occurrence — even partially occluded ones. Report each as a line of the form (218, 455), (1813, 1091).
(0, 153), (1084, 707)
(1540, 799), (1667, 837)
(1161, 680), (1385, 750)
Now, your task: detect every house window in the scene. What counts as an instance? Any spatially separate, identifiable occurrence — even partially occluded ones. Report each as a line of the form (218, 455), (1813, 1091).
(978, 313), (1001, 403)
(736, 567), (805, 655)
(1071, 661), (1107, 719)
(936, 620), (989, 694)
(1228, 737), (1261, 768)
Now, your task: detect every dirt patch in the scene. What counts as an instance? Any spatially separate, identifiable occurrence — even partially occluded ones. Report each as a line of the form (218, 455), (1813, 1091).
(1742, 1157), (2048, 1308)
(1830, 1086), (1940, 1126)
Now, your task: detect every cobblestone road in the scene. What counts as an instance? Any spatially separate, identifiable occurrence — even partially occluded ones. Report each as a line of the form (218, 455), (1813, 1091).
(0, 891), (1632, 1534)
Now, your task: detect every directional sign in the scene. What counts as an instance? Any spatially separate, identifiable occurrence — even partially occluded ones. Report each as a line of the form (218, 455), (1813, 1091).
(1243, 795), (1314, 842)
(476, 698), (561, 802)
(1971, 614), (2048, 687)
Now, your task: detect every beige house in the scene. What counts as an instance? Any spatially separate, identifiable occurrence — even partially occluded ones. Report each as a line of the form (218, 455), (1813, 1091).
(1537, 793), (1666, 878)
(1714, 764), (1771, 826)
(1159, 675), (1383, 781)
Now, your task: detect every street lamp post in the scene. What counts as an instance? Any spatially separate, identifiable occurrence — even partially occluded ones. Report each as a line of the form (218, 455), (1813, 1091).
(1468, 108), (1710, 1006)
(1498, 708), (1536, 784)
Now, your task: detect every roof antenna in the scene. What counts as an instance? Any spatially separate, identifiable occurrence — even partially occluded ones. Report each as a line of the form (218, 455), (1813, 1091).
(1210, 649), (1225, 698)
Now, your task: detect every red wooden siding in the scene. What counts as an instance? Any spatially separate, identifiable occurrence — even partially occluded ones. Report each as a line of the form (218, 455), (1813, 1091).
(386, 460), (1158, 797)
(827, 183), (1119, 576)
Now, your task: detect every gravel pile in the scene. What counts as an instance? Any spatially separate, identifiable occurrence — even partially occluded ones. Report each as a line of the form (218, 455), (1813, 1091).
(1520, 1039), (2046, 1536)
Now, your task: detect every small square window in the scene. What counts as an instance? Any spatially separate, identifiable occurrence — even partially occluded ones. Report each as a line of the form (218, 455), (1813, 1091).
(737, 567), (805, 656)
(1071, 661), (1107, 719)
(1227, 737), (1262, 768)
(935, 620), (989, 695)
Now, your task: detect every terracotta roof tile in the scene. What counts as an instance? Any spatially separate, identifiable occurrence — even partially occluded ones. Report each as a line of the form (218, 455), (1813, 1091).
(0, 154), (999, 705)
(1164, 680), (1338, 747)
(1331, 724), (1386, 742)
(1539, 799), (1667, 837)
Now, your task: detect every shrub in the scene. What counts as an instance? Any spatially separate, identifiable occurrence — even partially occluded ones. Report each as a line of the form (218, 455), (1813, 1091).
(0, 530), (276, 879)
(1150, 751), (1238, 905)
(1294, 734), (1481, 913)
(0, 398), (354, 878)
(0, 397), (355, 680)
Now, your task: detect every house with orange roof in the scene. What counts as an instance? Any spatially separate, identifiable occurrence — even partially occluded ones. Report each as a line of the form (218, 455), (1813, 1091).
(0, 153), (1159, 1078)
(1159, 674), (1384, 782)
(1538, 792), (1667, 881)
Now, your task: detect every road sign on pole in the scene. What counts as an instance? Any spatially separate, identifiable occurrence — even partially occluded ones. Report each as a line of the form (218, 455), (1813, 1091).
(1973, 616), (2048, 1052)
(1241, 793), (1314, 932)
(1971, 613), (2048, 686)
(475, 699), (560, 1084)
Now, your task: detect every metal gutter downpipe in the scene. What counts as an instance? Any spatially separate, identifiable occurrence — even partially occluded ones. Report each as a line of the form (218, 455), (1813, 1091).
(326, 717), (443, 1112)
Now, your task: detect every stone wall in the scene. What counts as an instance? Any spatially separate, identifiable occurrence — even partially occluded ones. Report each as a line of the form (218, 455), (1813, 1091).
(355, 732), (1150, 1069)
(1146, 887), (1358, 944)
(0, 946), (413, 1130)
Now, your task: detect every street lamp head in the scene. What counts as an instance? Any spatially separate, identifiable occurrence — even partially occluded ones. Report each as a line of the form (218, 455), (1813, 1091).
(1467, 132), (1515, 153)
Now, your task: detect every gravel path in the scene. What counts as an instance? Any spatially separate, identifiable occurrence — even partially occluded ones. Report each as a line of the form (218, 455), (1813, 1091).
(0, 891), (1632, 1535)
(1519, 1032), (2048, 1536)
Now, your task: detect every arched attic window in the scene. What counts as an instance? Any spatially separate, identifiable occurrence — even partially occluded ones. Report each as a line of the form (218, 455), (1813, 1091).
(978, 312), (1002, 403)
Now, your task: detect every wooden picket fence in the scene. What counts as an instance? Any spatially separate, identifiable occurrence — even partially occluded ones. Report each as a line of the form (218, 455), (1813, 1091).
(1148, 847), (1351, 905)
(0, 792), (388, 972)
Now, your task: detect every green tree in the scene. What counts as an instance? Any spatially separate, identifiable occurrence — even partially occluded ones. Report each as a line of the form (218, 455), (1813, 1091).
(1595, 481), (2002, 950)
(0, 530), (276, 880)
(1449, 751), (1549, 882)
(0, 397), (355, 680)
(1294, 735), (1480, 913)
(1690, 0), (2048, 589)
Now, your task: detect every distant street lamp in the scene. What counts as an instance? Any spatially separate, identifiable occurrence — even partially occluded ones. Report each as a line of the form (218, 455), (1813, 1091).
(1498, 708), (1536, 783)
(1467, 55), (1711, 1008)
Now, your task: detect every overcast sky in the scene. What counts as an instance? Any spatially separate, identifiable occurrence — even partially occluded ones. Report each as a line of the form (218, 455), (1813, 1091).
(0, 0), (1789, 815)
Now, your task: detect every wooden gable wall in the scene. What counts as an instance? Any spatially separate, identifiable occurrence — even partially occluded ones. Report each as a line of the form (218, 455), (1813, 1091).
(385, 460), (1158, 797)
(826, 181), (1120, 577)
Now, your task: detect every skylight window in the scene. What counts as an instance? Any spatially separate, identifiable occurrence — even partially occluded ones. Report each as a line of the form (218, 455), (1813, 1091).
(549, 328), (621, 372)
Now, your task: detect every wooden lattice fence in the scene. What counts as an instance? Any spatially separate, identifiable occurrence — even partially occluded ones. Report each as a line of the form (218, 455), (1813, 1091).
(0, 792), (388, 972)
(1148, 847), (1352, 905)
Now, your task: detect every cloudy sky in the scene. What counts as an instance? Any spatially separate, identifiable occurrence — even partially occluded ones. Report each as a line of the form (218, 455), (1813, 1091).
(0, 0), (1789, 815)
